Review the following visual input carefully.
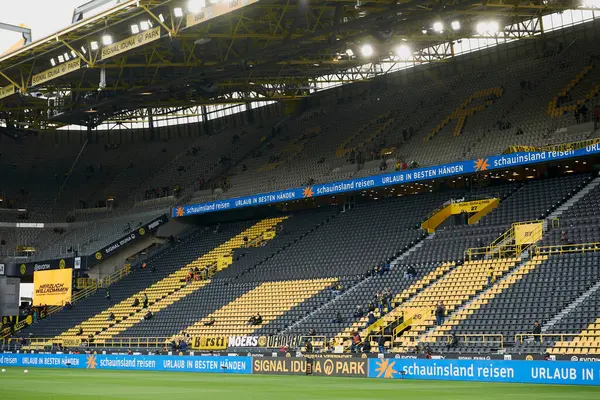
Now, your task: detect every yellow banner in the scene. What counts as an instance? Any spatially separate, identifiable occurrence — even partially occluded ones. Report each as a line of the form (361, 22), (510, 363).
(186, 0), (259, 28)
(33, 269), (73, 306)
(422, 199), (498, 233)
(0, 84), (15, 100)
(190, 336), (227, 350)
(514, 222), (543, 246)
(62, 338), (82, 347)
(101, 26), (161, 60)
(31, 59), (80, 87)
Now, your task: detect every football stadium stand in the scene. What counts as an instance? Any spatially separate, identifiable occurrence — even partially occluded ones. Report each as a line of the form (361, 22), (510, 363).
(5, 12), (600, 364)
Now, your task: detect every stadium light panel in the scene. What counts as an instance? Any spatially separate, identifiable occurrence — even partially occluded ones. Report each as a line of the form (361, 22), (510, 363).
(421, 29), (427, 34)
(140, 20), (150, 31)
(63, 52), (70, 61)
(173, 7), (183, 17)
(57, 55), (65, 63)
(360, 44), (373, 57)
(433, 21), (444, 33)
(80, 46), (87, 54)
(102, 35), (113, 45)
(395, 44), (412, 60)
(90, 41), (99, 50)
(345, 48), (354, 57)
(187, 0), (206, 13)
(50, 58), (56, 67)
(131, 24), (140, 34)
(451, 20), (461, 30)
(70, 50), (77, 59)
(158, 14), (165, 23)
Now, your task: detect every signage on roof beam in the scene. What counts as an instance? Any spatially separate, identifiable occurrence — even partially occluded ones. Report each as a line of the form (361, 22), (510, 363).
(186, 0), (260, 29)
(173, 144), (600, 218)
(101, 26), (161, 60)
(0, 84), (15, 100)
(31, 59), (81, 87)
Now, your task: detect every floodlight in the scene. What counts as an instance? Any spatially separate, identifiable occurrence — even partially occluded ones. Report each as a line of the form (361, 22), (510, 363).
(433, 21), (443, 33)
(80, 46), (87, 54)
(131, 24), (140, 34)
(71, 50), (77, 58)
(345, 48), (354, 57)
(173, 7), (183, 17)
(102, 35), (113, 45)
(158, 13), (165, 23)
(421, 29), (427, 34)
(90, 41), (99, 50)
(488, 21), (500, 34)
(395, 44), (411, 60)
(58, 55), (65, 63)
(140, 20), (150, 31)
(50, 58), (56, 67)
(361, 44), (373, 57)
(63, 52), (70, 61)
(451, 20), (461, 30)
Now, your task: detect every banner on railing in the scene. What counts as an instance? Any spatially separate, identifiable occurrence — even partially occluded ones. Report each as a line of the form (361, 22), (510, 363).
(368, 358), (600, 385)
(33, 269), (72, 306)
(0, 354), (252, 374)
(190, 336), (227, 350)
(174, 145), (600, 218)
(514, 222), (543, 246)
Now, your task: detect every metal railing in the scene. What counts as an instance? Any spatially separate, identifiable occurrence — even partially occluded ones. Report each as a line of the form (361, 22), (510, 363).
(45, 263), (133, 318)
(441, 334), (504, 348)
(514, 333), (600, 345)
(14, 336), (171, 350)
(532, 242), (600, 256)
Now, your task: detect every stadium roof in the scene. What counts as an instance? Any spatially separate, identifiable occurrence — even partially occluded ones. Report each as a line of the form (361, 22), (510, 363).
(0, 0), (584, 129)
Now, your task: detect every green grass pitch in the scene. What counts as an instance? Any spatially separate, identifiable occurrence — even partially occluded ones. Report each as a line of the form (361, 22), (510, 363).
(1, 368), (599, 400)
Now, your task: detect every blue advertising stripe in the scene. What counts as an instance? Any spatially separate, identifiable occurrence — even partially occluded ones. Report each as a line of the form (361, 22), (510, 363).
(368, 358), (600, 385)
(0, 354), (252, 374)
(174, 144), (600, 218)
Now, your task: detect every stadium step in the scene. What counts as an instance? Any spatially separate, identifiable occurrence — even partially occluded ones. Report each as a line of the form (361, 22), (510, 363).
(419, 256), (546, 346)
(174, 278), (338, 337)
(391, 257), (521, 352)
(52, 217), (287, 344)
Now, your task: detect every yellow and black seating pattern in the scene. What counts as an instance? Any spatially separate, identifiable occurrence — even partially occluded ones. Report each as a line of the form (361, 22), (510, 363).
(54, 217), (286, 343)
(178, 278), (337, 337)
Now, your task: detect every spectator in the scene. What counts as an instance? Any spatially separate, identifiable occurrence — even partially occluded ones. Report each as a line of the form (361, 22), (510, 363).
(255, 313), (263, 325)
(378, 335), (386, 354)
(406, 265), (417, 279)
(143, 293), (149, 308)
(448, 334), (459, 349)
(105, 290), (111, 302)
(77, 327), (83, 336)
(362, 337), (372, 353)
(435, 301), (446, 326)
(487, 266), (494, 286)
(144, 311), (153, 320)
(307, 328), (316, 337)
(334, 312), (344, 324)
(108, 312), (115, 321)
(532, 321), (542, 342)
(132, 298), (140, 307)
(560, 230), (569, 244)
(354, 305), (364, 318)
(366, 311), (377, 327)
(304, 340), (313, 353)
(350, 332), (361, 353)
